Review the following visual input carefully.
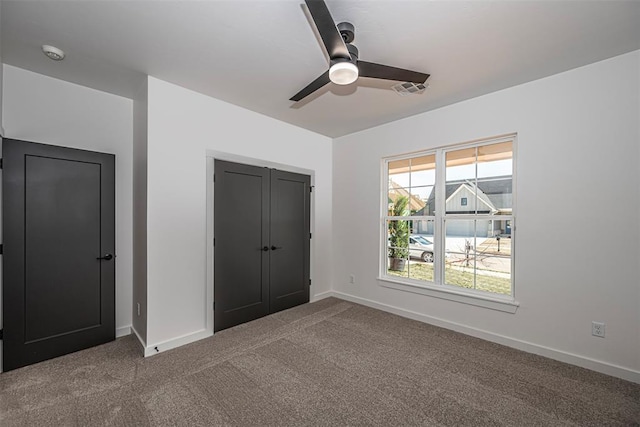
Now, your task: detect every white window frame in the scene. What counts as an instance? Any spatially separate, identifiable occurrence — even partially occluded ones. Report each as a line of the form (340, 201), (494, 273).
(379, 134), (519, 313)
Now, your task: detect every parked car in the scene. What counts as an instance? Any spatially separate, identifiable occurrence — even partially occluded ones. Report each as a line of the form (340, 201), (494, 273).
(409, 235), (434, 263)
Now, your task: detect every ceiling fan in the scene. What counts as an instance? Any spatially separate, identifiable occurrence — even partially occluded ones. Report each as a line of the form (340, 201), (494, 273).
(291, 0), (430, 102)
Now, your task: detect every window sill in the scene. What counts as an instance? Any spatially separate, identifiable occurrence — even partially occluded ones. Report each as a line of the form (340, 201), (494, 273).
(377, 276), (519, 313)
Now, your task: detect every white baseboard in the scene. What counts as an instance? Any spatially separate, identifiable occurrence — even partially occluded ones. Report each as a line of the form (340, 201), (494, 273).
(331, 290), (640, 384)
(131, 326), (146, 354)
(143, 329), (212, 357)
(311, 291), (334, 302)
(116, 326), (131, 338)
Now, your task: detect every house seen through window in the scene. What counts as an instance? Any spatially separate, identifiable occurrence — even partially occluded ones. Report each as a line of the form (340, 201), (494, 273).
(383, 136), (515, 298)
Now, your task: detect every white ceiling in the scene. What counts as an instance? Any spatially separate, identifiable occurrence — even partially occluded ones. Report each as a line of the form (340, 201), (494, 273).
(2, 0), (639, 138)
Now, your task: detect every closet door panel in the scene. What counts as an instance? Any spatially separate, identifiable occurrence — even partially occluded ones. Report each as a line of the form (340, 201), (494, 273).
(214, 160), (270, 332)
(269, 170), (311, 313)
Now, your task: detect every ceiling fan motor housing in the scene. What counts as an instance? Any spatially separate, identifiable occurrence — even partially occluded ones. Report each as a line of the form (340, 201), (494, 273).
(337, 22), (355, 43)
(331, 44), (358, 67)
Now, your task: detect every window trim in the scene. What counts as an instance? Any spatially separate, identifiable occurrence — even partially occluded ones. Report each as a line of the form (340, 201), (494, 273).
(380, 134), (518, 310)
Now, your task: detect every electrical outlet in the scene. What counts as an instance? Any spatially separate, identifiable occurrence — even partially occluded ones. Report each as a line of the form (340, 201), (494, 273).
(349, 274), (355, 284)
(592, 321), (605, 338)
(137, 303), (141, 317)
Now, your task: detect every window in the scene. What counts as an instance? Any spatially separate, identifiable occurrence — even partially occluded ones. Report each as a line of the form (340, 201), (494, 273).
(382, 135), (515, 301)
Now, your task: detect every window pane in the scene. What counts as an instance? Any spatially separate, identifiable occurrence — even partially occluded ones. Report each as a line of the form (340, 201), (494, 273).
(446, 147), (476, 169)
(408, 227), (435, 263)
(475, 232), (511, 295)
(446, 142), (514, 216)
(387, 219), (438, 283)
(387, 220), (410, 279)
(475, 256), (511, 295)
(408, 221), (436, 282)
(388, 159), (411, 214)
(409, 186), (433, 216)
(387, 255), (408, 278)
(445, 219), (476, 291)
(478, 141), (513, 216)
(409, 261), (434, 282)
(446, 148), (477, 214)
(410, 155), (436, 187)
(389, 159), (410, 190)
(389, 159), (410, 174)
(388, 194), (410, 216)
(444, 219), (512, 296)
(475, 176), (512, 217)
(388, 219), (410, 243)
(477, 141), (512, 178)
(411, 219), (434, 236)
(389, 191), (409, 218)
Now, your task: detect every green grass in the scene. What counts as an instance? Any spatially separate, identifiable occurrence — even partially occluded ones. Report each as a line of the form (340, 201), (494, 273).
(388, 263), (511, 295)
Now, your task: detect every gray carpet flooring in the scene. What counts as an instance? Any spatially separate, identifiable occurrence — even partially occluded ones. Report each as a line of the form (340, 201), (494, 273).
(1, 297), (639, 426)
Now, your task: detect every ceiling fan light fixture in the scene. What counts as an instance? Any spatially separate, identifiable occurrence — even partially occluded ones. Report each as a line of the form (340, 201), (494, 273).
(329, 61), (358, 85)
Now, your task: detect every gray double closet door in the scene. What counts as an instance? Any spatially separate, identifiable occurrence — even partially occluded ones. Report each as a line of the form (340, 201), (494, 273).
(213, 160), (311, 332)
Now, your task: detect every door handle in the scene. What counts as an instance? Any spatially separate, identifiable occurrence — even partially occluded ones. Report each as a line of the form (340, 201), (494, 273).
(271, 246), (282, 251)
(262, 246), (269, 252)
(97, 254), (114, 261)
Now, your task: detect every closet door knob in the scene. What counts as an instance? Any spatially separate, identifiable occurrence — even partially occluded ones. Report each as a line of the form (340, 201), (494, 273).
(262, 246), (270, 252)
(271, 246), (282, 251)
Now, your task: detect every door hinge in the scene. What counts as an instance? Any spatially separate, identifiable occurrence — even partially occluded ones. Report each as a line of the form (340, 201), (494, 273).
(309, 279), (312, 286)
(0, 158), (3, 169)
(0, 244), (3, 255)
(0, 329), (3, 340)
(310, 186), (314, 193)
(309, 233), (312, 239)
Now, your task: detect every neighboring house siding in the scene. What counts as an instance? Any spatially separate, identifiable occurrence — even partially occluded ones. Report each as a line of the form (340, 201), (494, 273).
(446, 184), (494, 214)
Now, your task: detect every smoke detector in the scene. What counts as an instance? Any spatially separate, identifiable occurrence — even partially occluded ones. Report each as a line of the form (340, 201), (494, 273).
(42, 45), (65, 61)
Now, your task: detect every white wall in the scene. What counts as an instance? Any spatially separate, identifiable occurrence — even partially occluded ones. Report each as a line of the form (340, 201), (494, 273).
(132, 77), (148, 344)
(2, 65), (134, 338)
(333, 51), (640, 381)
(145, 77), (332, 349)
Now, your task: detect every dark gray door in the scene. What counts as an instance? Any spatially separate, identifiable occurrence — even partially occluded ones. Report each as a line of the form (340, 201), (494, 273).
(2, 138), (115, 371)
(270, 170), (310, 313)
(214, 160), (270, 331)
(214, 160), (310, 332)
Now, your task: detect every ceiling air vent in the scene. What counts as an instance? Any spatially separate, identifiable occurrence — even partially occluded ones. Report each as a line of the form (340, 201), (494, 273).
(392, 82), (428, 96)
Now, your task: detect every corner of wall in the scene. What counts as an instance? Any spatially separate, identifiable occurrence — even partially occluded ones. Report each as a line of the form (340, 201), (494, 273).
(132, 76), (149, 344)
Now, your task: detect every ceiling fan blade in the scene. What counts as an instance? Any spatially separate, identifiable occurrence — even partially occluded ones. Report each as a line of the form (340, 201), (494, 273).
(358, 61), (430, 84)
(290, 70), (331, 102)
(305, 0), (351, 60)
